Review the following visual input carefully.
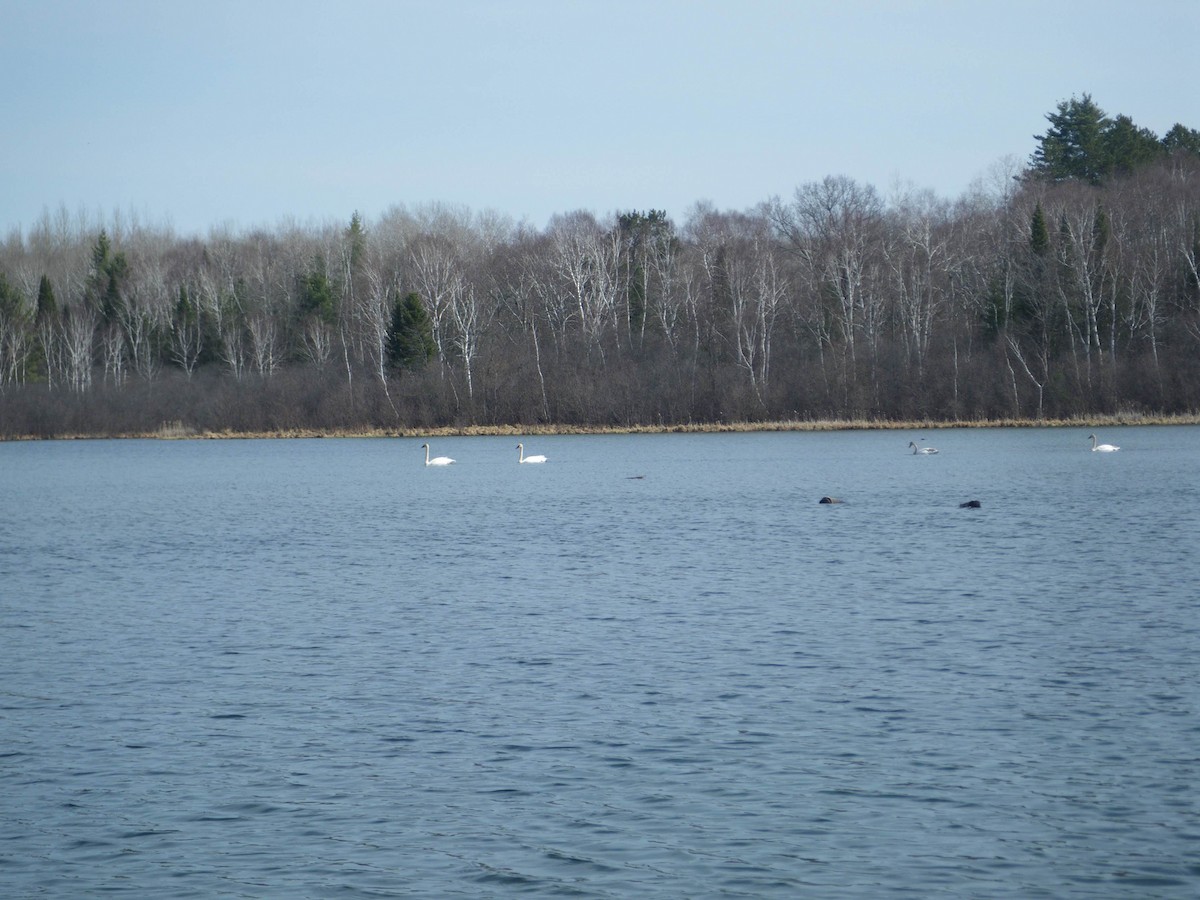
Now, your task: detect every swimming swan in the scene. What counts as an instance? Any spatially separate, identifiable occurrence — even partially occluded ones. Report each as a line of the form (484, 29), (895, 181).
(422, 443), (455, 466)
(516, 443), (547, 464)
(1088, 434), (1120, 452)
(909, 441), (939, 455)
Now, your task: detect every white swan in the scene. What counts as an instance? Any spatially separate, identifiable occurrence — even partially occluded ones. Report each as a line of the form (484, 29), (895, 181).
(1088, 434), (1119, 452)
(909, 440), (939, 455)
(516, 443), (547, 464)
(422, 442), (455, 466)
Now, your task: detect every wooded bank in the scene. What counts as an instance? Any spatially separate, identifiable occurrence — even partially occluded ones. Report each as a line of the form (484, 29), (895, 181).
(3, 98), (1200, 439)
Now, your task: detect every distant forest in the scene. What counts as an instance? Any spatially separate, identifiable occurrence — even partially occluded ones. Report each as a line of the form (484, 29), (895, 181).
(3, 94), (1200, 437)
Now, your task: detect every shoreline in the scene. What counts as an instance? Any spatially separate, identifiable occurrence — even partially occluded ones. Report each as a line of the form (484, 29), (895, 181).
(5, 413), (1198, 441)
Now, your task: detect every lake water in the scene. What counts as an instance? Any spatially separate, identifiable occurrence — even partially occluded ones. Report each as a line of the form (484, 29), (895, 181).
(2, 427), (1198, 898)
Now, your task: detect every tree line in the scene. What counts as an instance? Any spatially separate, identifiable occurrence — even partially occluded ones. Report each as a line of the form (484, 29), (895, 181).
(2, 95), (1200, 437)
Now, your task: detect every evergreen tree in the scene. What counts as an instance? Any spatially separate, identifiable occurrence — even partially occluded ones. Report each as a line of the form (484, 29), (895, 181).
(1010, 203), (1052, 329)
(87, 230), (128, 323)
(1104, 114), (1164, 176)
(388, 292), (436, 369)
(1030, 94), (1110, 184)
(1162, 123), (1200, 156)
(1030, 203), (1050, 256)
(28, 275), (58, 383)
(35, 275), (57, 324)
(0, 271), (22, 320)
(298, 261), (336, 325)
(342, 213), (368, 322)
(1031, 95), (1197, 184)
(346, 212), (367, 272)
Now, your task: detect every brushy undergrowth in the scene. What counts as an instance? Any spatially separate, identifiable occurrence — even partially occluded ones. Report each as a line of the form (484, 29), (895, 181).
(9, 411), (1196, 441)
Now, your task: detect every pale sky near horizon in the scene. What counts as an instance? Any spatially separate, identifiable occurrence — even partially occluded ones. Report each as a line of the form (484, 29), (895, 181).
(3, 0), (1198, 238)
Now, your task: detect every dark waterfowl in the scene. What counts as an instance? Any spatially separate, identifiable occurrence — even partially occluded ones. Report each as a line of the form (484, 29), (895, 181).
(959, 499), (982, 508)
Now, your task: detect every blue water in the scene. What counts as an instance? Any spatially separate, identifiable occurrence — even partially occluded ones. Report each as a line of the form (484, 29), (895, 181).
(2, 427), (1198, 897)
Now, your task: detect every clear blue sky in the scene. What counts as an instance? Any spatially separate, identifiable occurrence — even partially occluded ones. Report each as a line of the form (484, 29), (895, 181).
(3, 0), (1197, 237)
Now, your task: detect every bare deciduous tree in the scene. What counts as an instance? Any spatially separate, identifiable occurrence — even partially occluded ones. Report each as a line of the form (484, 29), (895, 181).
(63, 305), (96, 393)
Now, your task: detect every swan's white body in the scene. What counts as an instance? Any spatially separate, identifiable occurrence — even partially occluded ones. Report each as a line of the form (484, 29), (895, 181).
(1089, 434), (1119, 452)
(422, 443), (455, 466)
(909, 441), (939, 455)
(516, 443), (547, 464)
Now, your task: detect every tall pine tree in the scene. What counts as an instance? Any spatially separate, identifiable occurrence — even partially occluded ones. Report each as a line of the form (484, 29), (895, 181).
(388, 292), (435, 370)
(1030, 94), (1110, 184)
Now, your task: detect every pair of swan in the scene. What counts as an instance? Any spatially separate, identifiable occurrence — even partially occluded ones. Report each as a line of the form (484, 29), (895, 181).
(421, 442), (548, 465)
(908, 435), (1119, 455)
(908, 435), (1118, 455)
(1089, 434), (1120, 452)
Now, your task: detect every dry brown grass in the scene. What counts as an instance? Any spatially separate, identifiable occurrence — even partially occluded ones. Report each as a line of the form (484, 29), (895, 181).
(32, 411), (1188, 441)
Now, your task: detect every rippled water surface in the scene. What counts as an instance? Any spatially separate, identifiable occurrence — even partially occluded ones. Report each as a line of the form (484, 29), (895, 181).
(3, 427), (1199, 897)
